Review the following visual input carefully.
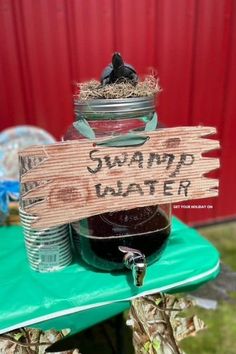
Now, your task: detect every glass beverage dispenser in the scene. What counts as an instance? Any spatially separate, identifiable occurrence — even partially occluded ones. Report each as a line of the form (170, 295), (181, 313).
(64, 96), (172, 286)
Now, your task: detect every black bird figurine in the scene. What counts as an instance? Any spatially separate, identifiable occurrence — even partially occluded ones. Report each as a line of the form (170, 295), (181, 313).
(100, 52), (138, 86)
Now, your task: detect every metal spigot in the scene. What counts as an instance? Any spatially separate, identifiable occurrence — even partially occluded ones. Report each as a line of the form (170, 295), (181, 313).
(118, 246), (147, 287)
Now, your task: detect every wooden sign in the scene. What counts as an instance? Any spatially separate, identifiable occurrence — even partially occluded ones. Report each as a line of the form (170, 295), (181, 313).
(19, 126), (220, 229)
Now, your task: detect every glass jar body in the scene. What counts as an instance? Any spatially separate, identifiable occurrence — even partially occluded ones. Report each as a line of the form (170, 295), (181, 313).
(65, 97), (172, 271)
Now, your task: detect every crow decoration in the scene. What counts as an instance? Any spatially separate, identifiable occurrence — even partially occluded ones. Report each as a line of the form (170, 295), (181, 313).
(100, 52), (138, 86)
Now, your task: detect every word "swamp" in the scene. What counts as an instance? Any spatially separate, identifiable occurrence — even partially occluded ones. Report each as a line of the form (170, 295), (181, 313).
(87, 150), (195, 178)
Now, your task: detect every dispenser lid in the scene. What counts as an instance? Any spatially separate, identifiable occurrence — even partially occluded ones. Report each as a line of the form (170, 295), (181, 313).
(74, 96), (156, 119)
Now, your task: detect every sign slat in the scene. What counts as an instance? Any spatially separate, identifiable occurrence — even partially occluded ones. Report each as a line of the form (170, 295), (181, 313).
(19, 126), (220, 229)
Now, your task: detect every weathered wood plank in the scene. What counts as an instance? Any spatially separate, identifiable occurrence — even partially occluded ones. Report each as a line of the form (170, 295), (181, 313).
(19, 126), (220, 229)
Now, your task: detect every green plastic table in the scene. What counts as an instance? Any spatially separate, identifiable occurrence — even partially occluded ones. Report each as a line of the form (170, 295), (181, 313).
(0, 217), (220, 335)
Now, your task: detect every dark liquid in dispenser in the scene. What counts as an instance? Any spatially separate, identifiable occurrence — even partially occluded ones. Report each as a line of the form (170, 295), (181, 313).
(75, 206), (171, 271)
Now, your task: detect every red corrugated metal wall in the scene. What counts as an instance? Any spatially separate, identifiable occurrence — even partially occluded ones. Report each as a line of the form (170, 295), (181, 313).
(1, 0), (236, 225)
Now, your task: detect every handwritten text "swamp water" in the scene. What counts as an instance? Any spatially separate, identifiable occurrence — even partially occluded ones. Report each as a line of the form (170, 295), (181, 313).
(87, 150), (194, 199)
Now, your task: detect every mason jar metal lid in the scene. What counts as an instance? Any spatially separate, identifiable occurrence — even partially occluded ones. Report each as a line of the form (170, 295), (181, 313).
(74, 96), (155, 119)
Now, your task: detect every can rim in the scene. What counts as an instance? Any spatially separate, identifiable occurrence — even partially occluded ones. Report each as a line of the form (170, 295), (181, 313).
(23, 229), (69, 237)
(24, 238), (70, 246)
(29, 263), (71, 272)
(26, 249), (72, 259)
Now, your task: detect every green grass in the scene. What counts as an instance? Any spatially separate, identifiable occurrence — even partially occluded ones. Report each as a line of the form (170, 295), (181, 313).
(198, 222), (236, 270)
(77, 221), (236, 354)
(181, 303), (236, 354)
(181, 222), (236, 354)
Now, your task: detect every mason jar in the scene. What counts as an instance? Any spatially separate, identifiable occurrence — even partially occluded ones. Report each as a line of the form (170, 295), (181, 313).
(64, 96), (172, 277)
